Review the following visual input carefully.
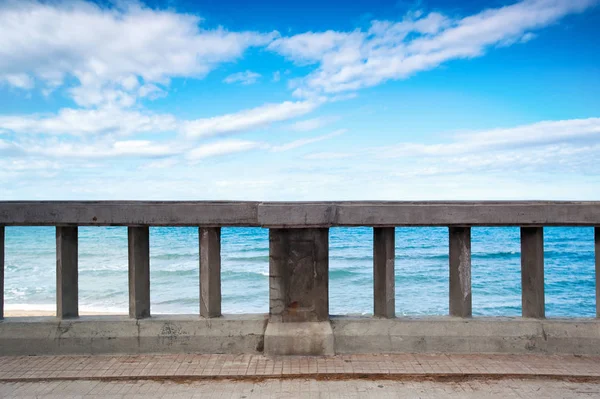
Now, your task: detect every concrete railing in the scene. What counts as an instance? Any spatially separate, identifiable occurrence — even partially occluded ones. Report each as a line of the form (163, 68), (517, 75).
(0, 201), (599, 356)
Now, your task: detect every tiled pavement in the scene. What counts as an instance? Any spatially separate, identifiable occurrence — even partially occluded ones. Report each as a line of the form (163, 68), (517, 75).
(1, 378), (600, 398)
(0, 353), (599, 381)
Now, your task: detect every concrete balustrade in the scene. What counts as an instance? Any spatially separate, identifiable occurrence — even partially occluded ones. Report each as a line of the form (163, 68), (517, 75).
(449, 227), (472, 318)
(56, 226), (79, 319)
(521, 227), (545, 318)
(0, 201), (600, 356)
(0, 225), (4, 320)
(373, 227), (395, 318)
(128, 226), (150, 319)
(596, 227), (599, 318)
(200, 227), (221, 318)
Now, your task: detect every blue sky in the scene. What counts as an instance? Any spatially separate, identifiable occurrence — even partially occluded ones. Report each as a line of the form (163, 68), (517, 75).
(0, 0), (599, 200)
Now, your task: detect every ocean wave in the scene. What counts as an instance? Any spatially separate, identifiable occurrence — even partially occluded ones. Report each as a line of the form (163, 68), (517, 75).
(222, 270), (269, 279)
(330, 255), (372, 262)
(152, 253), (197, 261)
(224, 255), (269, 262)
(329, 269), (369, 279)
(152, 268), (198, 277)
(224, 246), (269, 253)
(155, 297), (198, 305)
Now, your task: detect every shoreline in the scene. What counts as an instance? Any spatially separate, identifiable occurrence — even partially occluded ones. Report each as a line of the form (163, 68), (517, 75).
(3, 309), (127, 317)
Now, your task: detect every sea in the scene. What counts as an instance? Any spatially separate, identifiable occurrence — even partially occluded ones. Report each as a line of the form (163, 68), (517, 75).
(3, 226), (597, 317)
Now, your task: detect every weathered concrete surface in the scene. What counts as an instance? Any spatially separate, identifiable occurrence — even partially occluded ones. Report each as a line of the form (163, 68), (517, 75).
(594, 227), (600, 318)
(332, 317), (600, 355)
(449, 227), (471, 317)
(258, 201), (600, 227)
(0, 226), (4, 320)
(200, 227), (221, 318)
(373, 227), (395, 318)
(521, 227), (545, 319)
(128, 227), (150, 319)
(3, 378), (600, 398)
(56, 226), (79, 319)
(2, 201), (600, 227)
(0, 201), (260, 226)
(1, 316), (599, 355)
(264, 321), (334, 356)
(269, 228), (329, 322)
(0, 315), (267, 355)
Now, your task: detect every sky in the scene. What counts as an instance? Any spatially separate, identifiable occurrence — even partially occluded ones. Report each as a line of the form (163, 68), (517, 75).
(0, 0), (599, 200)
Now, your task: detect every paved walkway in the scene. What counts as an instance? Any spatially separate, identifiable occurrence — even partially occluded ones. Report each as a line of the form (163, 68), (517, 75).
(1, 354), (600, 397)
(2, 378), (600, 398)
(1, 353), (599, 381)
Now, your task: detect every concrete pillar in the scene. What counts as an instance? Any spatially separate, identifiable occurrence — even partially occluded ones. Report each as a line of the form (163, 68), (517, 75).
(265, 228), (333, 355)
(596, 227), (599, 318)
(449, 227), (472, 317)
(128, 226), (150, 319)
(56, 226), (78, 319)
(373, 227), (395, 318)
(521, 227), (545, 318)
(0, 226), (4, 320)
(269, 228), (329, 322)
(200, 227), (221, 318)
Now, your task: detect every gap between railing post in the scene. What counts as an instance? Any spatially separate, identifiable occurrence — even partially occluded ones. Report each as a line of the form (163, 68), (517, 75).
(520, 227), (545, 318)
(200, 227), (221, 318)
(373, 227), (395, 318)
(128, 226), (150, 319)
(449, 226), (472, 317)
(56, 226), (78, 319)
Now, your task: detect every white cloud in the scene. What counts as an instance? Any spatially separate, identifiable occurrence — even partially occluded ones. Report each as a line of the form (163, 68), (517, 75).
(223, 70), (262, 85)
(186, 139), (265, 160)
(288, 116), (338, 132)
(379, 117), (600, 157)
(1, 73), (34, 89)
(272, 71), (281, 82)
(269, 0), (597, 96)
(0, 107), (177, 137)
(304, 151), (354, 160)
(271, 129), (346, 152)
(0, 0), (276, 106)
(0, 99), (325, 139)
(25, 139), (179, 159)
(519, 32), (537, 43)
(138, 83), (167, 100)
(182, 100), (322, 138)
(185, 129), (346, 160)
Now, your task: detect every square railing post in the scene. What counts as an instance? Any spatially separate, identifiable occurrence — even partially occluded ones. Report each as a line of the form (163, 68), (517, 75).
(0, 226), (4, 320)
(596, 227), (599, 318)
(449, 227), (472, 317)
(200, 227), (221, 318)
(520, 227), (545, 318)
(265, 227), (333, 355)
(269, 228), (329, 322)
(128, 226), (150, 319)
(56, 226), (78, 319)
(373, 227), (395, 318)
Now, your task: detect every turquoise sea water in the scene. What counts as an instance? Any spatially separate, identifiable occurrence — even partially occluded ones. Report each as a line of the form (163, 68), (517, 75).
(3, 227), (597, 317)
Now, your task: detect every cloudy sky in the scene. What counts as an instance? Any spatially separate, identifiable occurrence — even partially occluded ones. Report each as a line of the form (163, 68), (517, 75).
(1, 0), (599, 200)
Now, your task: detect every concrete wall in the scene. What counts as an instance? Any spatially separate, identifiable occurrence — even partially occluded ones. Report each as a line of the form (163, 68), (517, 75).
(331, 317), (600, 355)
(1, 315), (599, 356)
(0, 315), (267, 355)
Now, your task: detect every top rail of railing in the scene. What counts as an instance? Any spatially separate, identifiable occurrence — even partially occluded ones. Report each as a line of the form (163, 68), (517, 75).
(1, 201), (600, 227)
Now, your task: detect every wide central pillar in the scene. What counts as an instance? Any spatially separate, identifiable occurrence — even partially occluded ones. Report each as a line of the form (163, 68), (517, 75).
(264, 228), (334, 355)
